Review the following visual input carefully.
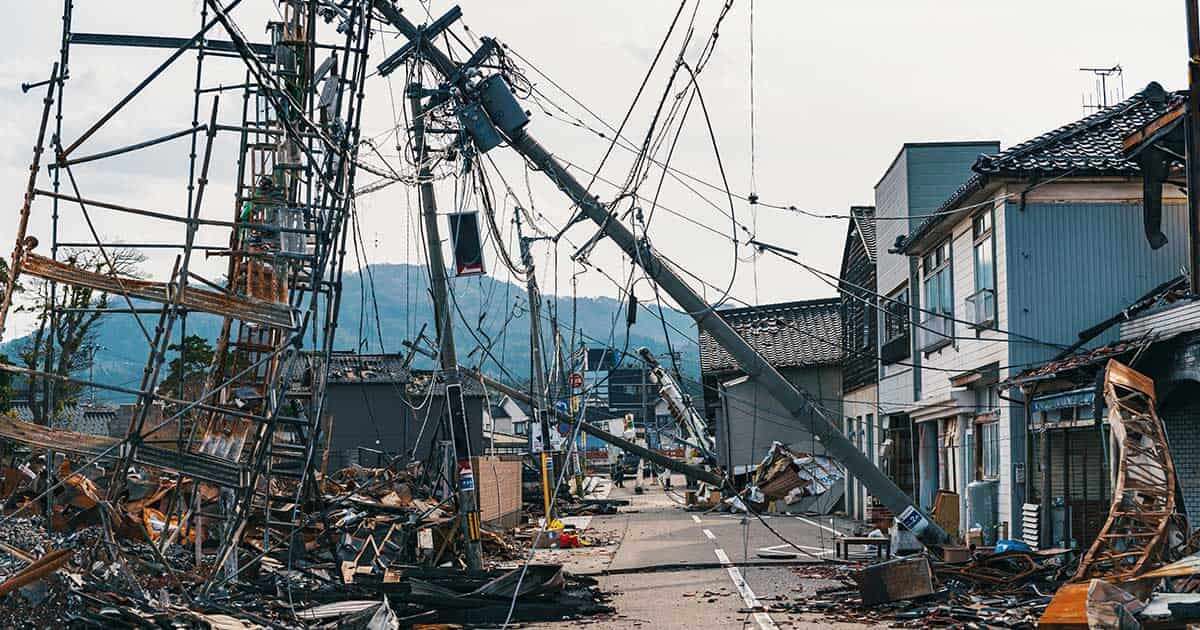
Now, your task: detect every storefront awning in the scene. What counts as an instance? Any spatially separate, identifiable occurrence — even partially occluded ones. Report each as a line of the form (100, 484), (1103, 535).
(1029, 388), (1101, 431)
(1031, 388), (1095, 413)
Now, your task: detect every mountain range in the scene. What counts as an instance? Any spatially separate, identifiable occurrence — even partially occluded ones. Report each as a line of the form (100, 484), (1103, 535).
(4, 263), (701, 402)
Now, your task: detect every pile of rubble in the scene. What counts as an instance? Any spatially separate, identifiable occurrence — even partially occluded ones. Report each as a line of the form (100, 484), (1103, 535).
(0, 458), (614, 628)
(771, 550), (1064, 628)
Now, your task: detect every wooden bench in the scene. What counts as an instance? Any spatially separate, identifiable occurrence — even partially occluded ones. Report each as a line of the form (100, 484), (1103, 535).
(835, 536), (891, 560)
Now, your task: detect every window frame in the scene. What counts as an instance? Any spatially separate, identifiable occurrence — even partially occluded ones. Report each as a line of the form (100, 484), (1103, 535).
(920, 239), (954, 352)
(973, 417), (999, 484)
(968, 209), (997, 329)
(880, 284), (911, 364)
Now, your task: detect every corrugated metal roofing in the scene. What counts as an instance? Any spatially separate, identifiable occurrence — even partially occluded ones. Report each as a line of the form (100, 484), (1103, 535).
(699, 298), (843, 375)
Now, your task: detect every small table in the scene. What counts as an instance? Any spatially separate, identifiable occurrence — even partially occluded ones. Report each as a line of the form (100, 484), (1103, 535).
(835, 536), (891, 560)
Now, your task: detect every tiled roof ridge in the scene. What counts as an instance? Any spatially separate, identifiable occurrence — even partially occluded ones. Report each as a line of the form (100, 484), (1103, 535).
(975, 81), (1168, 174)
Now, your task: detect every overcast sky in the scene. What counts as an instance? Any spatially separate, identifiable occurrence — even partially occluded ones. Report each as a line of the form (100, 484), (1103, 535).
(0, 1), (1187, 339)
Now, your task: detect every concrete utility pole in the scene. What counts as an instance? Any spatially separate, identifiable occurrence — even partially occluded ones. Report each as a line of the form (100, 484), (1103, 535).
(1187, 0), (1200, 294)
(516, 211), (556, 519)
(378, 4), (948, 546)
(407, 82), (483, 569)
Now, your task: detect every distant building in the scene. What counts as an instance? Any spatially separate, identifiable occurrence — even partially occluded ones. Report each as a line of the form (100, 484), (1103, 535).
(317, 352), (486, 470)
(699, 298), (844, 471)
(11, 399), (118, 437)
(485, 394), (530, 437)
(873, 140), (1000, 524)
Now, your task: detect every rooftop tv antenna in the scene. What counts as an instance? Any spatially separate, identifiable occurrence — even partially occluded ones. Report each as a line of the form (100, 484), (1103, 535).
(1080, 64), (1125, 112)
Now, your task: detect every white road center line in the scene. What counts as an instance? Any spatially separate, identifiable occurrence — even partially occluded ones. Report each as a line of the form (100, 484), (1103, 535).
(757, 542), (834, 556)
(703, 528), (716, 540)
(792, 515), (842, 536)
(691, 514), (703, 524)
(713, 548), (778, 630)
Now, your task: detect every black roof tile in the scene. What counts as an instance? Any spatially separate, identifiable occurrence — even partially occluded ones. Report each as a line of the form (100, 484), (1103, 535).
(699, 298), (843, 375)
(902, 82), (1183, 252)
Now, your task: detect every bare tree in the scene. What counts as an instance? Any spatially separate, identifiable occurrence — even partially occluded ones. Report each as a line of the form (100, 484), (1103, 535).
(16, 247), (145, 425)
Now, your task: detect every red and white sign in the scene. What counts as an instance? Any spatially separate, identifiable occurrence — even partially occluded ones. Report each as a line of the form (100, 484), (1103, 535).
(568, 372), (583, 389)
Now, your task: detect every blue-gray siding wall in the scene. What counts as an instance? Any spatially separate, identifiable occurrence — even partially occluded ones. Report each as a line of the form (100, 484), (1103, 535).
(717, 365), (843, 470)
(905, 143), (999, 232)
(1005, 201), (1189, 370)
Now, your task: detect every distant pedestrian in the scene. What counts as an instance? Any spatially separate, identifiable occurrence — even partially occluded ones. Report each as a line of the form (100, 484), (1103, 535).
(613, 466), (625, 488)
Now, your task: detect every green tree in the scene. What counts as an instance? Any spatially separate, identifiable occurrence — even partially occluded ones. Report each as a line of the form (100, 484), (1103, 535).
(17, 247), (145, 425)
(157, 334), (215, 404)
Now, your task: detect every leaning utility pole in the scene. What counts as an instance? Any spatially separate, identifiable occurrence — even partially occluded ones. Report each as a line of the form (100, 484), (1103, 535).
(407, 82), (483, 570)
(375, 2), (948, 545)
(1186, 0), (1200, 294)
(516, 211), (556, 520)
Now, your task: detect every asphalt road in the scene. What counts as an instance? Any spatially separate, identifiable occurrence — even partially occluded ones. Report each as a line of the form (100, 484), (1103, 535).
(526, 475), (888, 630)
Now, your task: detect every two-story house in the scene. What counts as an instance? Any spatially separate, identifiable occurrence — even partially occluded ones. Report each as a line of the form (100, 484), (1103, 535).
(897, 82), (1188, 541)
(873, 141), (1000, 519)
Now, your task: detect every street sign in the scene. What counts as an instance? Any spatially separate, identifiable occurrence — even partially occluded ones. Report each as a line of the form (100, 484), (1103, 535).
(568, 372), (583, 388)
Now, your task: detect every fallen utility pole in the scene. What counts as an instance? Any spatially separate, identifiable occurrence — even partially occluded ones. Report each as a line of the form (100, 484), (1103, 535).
(472, 369), (724, 487)
(407, 82), (483, 570)
(375, 2), (947, 545)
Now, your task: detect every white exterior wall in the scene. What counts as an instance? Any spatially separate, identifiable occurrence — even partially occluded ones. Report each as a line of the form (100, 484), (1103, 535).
(843, 384), (879, 521)
(911, 187), (1014, 530)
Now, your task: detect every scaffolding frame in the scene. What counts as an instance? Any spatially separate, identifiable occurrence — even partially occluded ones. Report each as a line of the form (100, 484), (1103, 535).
(0, 0), (373, 593)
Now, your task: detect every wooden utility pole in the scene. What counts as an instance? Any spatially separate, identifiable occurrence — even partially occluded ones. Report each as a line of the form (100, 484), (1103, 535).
(1187, 0), (1200, 293)
(516, 211), (556, 520)
(407, 82), (482, 570)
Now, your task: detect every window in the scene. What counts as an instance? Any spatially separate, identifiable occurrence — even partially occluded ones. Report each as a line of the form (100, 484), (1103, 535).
(515, 421), (527, 436)
(881, 286), (911, 363)
(967, 211), (996, 327)
(883, 286), (909, 343)
(938, 417), (958, 492)
(977, 420), (1000, 480)
(919, 240), (953, 351)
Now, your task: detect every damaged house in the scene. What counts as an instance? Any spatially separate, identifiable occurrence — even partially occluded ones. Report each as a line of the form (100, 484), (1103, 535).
(893, 81), (1188, 544)
(1005, 86), (1200, 551)
(318, 352), (487, 470)
(699, 298), (843, 474)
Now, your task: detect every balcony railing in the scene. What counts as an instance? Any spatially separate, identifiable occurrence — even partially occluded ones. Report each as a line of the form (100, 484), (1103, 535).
(918, 314), (953, 352)
(965, 288), (996, 328)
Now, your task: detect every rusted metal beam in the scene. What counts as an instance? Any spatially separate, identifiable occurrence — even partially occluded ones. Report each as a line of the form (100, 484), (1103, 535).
(20, 253), (293, 328)
(1074, 360), (1180, 582)
(0, 548), (72, 598)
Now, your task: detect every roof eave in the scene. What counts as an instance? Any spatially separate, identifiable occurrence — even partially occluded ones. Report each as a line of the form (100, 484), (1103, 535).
(898, 174), (990, 254)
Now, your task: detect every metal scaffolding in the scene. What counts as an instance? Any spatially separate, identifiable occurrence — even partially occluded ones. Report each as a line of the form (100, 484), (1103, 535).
(0, 0), (373, 592)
